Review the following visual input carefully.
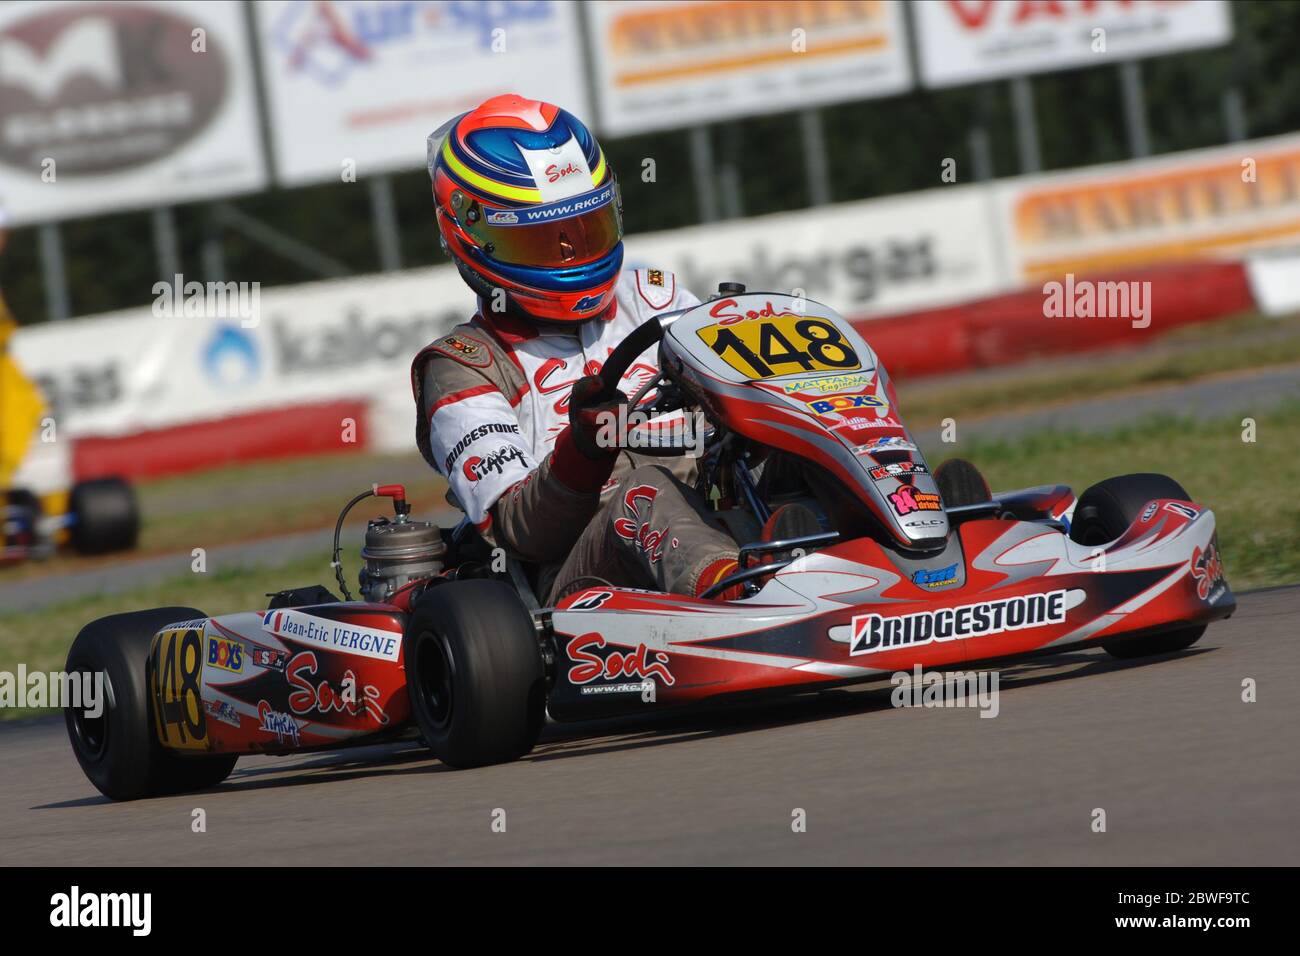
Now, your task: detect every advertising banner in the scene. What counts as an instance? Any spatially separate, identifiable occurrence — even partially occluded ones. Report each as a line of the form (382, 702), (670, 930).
(626, 185), (1004, 318)
(0, 0), (268, 225)
(255, 0), (590, 185)
(994, 133), (1300, 283)
(914, 0), (1233, 88)
(9, 269), (476, 445)
(588, 0), (913, 136)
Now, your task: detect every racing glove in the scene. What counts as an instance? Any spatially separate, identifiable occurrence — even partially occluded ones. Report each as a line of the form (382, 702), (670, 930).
(550, 374), (628, 493)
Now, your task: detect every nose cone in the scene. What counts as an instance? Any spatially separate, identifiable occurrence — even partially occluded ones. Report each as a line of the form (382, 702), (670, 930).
(870, 458), (950, 550)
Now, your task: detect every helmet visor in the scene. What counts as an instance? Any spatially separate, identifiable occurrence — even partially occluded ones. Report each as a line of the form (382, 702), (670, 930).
(461, 181), (623, 269)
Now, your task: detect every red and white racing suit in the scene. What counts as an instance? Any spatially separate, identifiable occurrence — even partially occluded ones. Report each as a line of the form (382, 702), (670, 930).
(411, 268), (740, 603)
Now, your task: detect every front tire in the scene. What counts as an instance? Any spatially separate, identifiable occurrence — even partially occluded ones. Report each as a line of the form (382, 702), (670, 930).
(64, 607), (237, 800)
(1069, 473), (1206, 659)
(404, 580), (545, 768)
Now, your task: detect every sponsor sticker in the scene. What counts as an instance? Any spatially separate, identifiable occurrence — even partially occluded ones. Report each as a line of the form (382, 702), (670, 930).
(442, 336), (478, 356)
(889, 486), (942, 515)
(570, 589), (614, 610)
(566, 632), (675, 687)
(1190, 541), (1226, 601)
(912, 563), (958, 589)
(485, 184), (614, 225)
(780, 373), (870, 394)
(851, 435), (917, 450)
(257, 701), (301, 745)
(807, 394), (890, 415)
(248, 646), (288, 671)
(261, 609), (402, 663)
(462, 444), (529, 482)
(206, 637), (243, 673)
(850, 589), (1069, 655)
(204, 699), (242, 728)
(205, 634), (244, 671)
(443, 421), (521, 473)
(871, 460), (928, 481)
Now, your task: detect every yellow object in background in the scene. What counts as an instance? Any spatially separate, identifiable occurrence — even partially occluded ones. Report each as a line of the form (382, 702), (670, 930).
(0, 297), (48, 489)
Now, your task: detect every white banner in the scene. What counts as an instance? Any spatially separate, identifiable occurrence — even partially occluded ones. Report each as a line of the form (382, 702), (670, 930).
(588, 0), (913, 136)
(0, 0), (267, 226)
(914, 0), (1233, 88)
(626, 185), (1003, 317)
(10, 269), (476, 447)
(255, 0), (590, 186)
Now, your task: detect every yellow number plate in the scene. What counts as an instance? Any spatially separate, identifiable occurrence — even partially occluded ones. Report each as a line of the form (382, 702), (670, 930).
(697, 314), (861, 381)
(149, 626), (210, 751)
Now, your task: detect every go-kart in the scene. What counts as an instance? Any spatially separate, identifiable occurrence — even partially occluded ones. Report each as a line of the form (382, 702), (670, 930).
(64, 287), (1235, 800)
(3, 477), (139, 565)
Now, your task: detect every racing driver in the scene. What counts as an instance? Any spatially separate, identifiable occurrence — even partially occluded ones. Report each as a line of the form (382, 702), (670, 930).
(412, 95), (809, 603)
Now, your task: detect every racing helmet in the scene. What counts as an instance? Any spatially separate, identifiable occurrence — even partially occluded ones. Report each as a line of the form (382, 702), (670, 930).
(429, 94), (624, 325)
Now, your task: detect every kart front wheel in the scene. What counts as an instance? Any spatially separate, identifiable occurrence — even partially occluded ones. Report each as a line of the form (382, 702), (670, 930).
(404, 580), (546, 768)
(1070, 473), (1206, 659)
(65, 607), (238, 801)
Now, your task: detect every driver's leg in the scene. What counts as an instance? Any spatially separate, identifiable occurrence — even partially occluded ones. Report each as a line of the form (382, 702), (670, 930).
(549, 464), (739, 602)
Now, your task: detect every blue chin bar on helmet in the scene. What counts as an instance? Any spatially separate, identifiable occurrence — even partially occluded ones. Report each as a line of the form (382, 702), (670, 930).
(468, 241), (625, 295)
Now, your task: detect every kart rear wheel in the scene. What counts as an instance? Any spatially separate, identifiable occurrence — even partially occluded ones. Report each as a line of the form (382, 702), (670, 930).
(403, 580), (545, 768)
(65, 607), (238, 801)
(1070, 473), (1206, 659)
(69, 477), (140, 555)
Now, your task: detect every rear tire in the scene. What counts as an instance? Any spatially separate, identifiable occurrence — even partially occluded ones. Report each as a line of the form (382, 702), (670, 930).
(64, 607), (237, 801)
(404, 580), (545, 768)
(1069, 473), (1206, 659)
(69, 477), (139, 554)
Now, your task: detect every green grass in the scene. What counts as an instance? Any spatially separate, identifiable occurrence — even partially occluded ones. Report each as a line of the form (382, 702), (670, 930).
(4, 403), (1298, 720)
(928, 402), (1300, 591)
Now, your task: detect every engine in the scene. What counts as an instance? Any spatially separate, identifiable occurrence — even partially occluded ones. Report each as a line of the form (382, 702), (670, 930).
(358, 514), (446, 604)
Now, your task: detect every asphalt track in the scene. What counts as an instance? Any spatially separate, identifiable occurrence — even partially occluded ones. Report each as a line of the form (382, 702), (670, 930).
(0, 586), (1295, 866)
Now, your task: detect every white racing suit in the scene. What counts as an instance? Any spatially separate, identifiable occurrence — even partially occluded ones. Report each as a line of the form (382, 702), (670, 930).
(411, 268), (740, 603)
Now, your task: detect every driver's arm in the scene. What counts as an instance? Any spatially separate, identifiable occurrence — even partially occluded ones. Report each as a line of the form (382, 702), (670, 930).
(419, 352), (610, 563)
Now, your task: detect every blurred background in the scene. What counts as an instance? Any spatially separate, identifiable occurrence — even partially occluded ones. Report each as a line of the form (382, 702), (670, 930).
(2, 1), (1300, 690)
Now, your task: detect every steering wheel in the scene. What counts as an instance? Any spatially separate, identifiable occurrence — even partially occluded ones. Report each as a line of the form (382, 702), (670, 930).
(595, 316), (700, 457)
(598, 314), (666, 398)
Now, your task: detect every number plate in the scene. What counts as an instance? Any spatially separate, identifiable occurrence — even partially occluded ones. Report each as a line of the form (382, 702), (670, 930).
(696, 314), (861, 380)
(149, 626), (210, 751)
